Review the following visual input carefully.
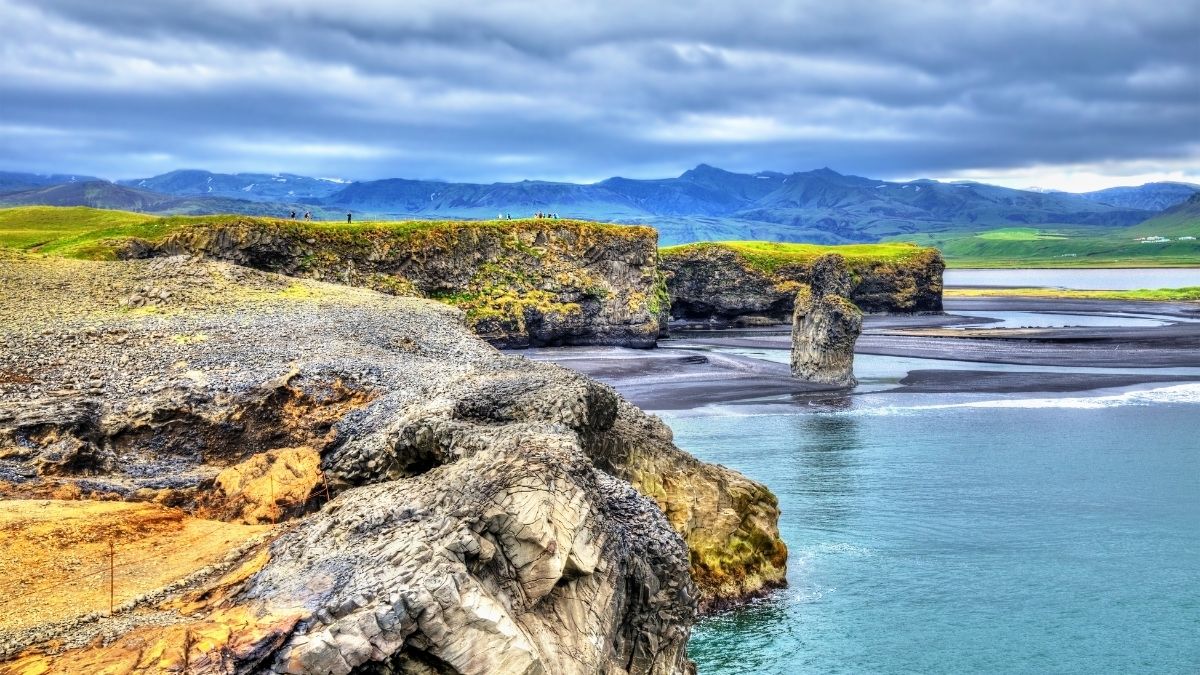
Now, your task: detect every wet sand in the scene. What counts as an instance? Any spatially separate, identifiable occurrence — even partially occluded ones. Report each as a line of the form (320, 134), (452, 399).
(524, 346), (835, 410)
(860, 297), (1200, 368)
(522, 296), (1200, 410)
(895, 370), (1200, 394)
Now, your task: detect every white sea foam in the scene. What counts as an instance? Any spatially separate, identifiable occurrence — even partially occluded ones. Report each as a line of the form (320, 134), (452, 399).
(813, 542), (875, 556)
(656, 384), (1200, 422)
(953, 384), (1200, 409)
(858, 383), (1200, 416)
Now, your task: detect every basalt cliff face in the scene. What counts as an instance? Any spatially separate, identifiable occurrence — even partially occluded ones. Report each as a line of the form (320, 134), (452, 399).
(662, 243), (943, 324)
(119, 218), (668, 349)
(791, 255), (863, 388)
(0, 251), (783, 674)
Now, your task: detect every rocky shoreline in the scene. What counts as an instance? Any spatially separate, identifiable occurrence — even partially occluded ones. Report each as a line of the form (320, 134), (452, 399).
(0, 251), (783, 674)
(527, 296), (1200, 415)
(0, 213), (953, 673)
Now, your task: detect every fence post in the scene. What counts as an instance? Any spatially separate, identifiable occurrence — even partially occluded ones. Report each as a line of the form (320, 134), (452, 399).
(108, 540), (115, 615)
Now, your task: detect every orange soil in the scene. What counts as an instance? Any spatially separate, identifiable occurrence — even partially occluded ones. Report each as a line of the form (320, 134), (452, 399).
(0, 500), (270, 635)
(3, 605), (303, 675)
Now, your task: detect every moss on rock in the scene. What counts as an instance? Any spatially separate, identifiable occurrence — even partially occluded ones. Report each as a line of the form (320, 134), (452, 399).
(661, 240), (943, 323)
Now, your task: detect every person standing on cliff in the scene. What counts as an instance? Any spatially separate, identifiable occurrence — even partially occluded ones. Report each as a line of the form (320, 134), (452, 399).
(347, 212), (352, 224)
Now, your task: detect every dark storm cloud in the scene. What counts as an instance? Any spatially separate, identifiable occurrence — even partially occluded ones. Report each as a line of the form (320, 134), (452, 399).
(0, 0), (1196, 183)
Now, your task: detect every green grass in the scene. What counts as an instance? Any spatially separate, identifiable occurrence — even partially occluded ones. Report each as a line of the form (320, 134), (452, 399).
(973, 227), (1068, 241)
(0, 206), (156, 252)
(0, 206), (651, 260)
(11, 205), (1196, 272)
(660, 240), (934, 273)
(1127, 203), (1200, 238)
(892, 224), (1200, 268)
(945, 286), (1200, 302)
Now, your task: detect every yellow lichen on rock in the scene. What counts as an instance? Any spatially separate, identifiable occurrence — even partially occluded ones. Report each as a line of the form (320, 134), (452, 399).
(585, 402), (788, 610)
(208, 447), (323, 524)
(625, 451), (788, 608)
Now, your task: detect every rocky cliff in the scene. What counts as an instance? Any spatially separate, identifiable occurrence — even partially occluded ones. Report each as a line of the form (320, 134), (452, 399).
(661, 241), (943, 324)
(0, 251), (784, 673)
(791, 255), (863, 388)
(116, 217), (667, 349)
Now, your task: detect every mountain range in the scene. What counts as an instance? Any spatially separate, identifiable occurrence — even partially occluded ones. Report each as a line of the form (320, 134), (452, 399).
(1073, 182), (1200, 212)
(0, 180), (342, 219)
(1, 166), (1196, 245)
(0, 171), (102, 194)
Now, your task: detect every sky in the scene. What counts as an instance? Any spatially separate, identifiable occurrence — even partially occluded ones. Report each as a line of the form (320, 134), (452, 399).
(0, 0), (1197, 191)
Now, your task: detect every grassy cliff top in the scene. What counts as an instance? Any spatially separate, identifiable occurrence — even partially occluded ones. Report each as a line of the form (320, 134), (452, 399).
(944, 286), (1200, 302)
(660, 240), (938, 273)
(0, 206), (654, 260)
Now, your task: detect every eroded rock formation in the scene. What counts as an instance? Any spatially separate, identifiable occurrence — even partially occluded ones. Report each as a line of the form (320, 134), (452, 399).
(662, 242), (943, 324)
(790, 254), (863, 388)
(118, 218), (668, 349)
(0, 252), (783, 673)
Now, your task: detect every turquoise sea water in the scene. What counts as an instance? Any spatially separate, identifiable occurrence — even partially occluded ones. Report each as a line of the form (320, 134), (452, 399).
(672, 383), (1200, 674)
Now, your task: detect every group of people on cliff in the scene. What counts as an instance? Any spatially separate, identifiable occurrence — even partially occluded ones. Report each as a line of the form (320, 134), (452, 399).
(494, 212), (563, 220)
(287, 211), (354, 223)
(287, 211), (562, 224)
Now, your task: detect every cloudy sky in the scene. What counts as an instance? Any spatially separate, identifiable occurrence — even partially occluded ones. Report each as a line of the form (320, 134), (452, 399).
(1, 0), (1197, 190)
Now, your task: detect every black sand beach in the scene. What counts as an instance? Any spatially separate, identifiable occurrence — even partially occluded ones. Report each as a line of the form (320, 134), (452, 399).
(523, 296), (1200, 410)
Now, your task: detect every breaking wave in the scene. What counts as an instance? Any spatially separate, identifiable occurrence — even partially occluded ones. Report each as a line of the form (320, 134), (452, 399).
(858, 383), (1200, 416)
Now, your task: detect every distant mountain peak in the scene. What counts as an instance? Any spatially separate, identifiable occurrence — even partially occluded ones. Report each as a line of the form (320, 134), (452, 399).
(1078, 182), (1200, 211)
(797, 167), (842, 178)
(680, 163), (737, 179)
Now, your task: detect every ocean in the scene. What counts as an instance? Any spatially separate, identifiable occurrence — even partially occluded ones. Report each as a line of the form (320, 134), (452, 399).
(674, 375), (1200, 673)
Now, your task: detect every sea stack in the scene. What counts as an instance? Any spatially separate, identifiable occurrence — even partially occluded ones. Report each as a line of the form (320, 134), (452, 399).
(791, 254), (863, 387)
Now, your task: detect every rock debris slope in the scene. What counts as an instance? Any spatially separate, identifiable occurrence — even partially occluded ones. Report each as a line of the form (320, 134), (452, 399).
(0, 251), (783, 674)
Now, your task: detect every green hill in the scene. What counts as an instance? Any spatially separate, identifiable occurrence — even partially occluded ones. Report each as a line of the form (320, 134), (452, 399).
(893, 222), (1200, 268)
(0, 206), (157, 252)
(1127, 194), (1200, 238)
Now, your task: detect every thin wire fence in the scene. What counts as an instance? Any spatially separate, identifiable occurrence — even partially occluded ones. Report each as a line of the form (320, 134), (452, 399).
(0, 467), (334, 612)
